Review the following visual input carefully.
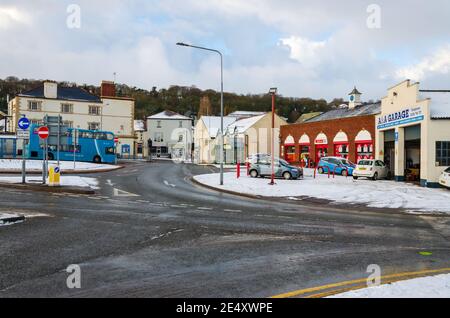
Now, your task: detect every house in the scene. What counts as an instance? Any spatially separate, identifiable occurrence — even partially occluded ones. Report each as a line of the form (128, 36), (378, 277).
(7, 80), (136, 156)
(222, 112), (287, 164)
(194, 112), (287, 164)
(281, 87), (381, 166)
(134, 120), (146, 158)
(144, 110), (193, 160)
(193, 116), (238, 164)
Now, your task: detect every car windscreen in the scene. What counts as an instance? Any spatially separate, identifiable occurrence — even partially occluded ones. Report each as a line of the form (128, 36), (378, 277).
(279, 159), (290, 166)
(358, 160), (373, 166)
(341, 159), (354, 166)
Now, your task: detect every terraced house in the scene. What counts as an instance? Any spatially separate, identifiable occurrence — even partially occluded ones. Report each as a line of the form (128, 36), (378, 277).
(7, 80), (135, 156)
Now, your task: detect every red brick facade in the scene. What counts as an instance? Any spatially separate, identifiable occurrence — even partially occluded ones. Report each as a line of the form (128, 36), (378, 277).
(280, 115), (377, 166)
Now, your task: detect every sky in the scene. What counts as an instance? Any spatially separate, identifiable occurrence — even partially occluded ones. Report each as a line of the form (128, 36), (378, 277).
(0, 0), (449, 101)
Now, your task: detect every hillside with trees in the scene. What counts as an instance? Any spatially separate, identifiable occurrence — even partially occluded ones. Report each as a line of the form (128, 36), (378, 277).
(0, 77), (344, 123)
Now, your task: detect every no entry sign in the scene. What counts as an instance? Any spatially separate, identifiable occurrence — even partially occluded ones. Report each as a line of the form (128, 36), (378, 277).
(37, 126), (49, 140)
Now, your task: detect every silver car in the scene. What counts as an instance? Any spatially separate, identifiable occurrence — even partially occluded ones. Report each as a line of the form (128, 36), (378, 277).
(249, 158), (303, 180)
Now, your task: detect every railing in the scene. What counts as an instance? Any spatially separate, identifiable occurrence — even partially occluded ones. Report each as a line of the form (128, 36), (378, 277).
(314, 165), (331, 179)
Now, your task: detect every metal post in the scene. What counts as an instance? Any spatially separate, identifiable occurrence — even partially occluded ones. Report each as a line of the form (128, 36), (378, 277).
(269, 90), (277, 185)
(22, 139), (27, 184)
(176, 42), (224, 185)
(57, 115), (61, 167)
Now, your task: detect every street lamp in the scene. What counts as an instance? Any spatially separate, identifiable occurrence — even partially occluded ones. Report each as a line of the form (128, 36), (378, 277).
(269, 88), (277, 186)
(176, 42), (225, 185)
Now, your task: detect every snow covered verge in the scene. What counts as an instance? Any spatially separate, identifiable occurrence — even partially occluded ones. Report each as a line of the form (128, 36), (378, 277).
(0, 159), (120, 173)
(329, 274), (450, 298)
(193, 169), (450, 214)
(0, 176), (99, 189)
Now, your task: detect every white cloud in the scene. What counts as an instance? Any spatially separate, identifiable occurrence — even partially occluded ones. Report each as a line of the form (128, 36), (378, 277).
(395, 45), (450, 81)
(0, 6), (31, 29)
(280, 36), (327, 67)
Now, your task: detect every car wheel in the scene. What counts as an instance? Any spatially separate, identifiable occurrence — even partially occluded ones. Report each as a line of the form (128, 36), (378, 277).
(318, 167), (324, 174)
(372, 172), (378, 181)
(250, 170), (259, 178)
(283, 172), (292, 180)
(342, 170), (348, 177)
(93, 156), (102, 164)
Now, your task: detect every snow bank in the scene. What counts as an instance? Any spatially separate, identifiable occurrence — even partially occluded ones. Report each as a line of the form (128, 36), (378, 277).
(329, 274), (450, 298)
(194, 169), (450, 214)
(0, 159), (119, 172)
(0, 176), (99, 189)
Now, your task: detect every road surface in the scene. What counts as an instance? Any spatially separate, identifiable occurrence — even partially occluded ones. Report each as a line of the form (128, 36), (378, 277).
(0, 161), (449, 297)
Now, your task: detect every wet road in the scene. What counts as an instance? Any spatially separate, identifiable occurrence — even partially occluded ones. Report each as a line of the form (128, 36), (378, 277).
(0, 160), (449, 297)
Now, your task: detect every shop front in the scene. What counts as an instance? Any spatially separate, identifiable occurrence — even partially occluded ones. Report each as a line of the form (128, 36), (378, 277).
(375, 80), (450, 188)
(314, 133), (329, 164)
(299, 134), (311, 167)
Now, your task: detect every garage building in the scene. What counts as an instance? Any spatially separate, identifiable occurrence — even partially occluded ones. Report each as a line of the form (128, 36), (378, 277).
(375, 80), (450, 188)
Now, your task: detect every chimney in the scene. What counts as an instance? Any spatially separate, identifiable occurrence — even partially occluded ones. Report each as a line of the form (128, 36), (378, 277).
(43, 81), (58, 99)
(101, 81), (116, 97)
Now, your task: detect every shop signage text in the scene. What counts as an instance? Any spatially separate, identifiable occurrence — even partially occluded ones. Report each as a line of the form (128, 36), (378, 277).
(377, 106), (424, 130)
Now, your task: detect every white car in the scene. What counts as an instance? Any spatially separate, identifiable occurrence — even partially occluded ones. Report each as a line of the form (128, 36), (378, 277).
(353, 159), (390, 181)
(439, 167), (450, 189)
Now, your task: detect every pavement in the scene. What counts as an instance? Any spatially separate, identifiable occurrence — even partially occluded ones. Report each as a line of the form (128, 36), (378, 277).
(0, 160), (449, 298)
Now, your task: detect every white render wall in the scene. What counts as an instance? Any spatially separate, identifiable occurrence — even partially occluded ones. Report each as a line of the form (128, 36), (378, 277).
(9, 95), (135, 155)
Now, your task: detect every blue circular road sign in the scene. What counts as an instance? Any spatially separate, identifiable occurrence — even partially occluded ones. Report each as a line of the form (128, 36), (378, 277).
(18, 117), (30, 130)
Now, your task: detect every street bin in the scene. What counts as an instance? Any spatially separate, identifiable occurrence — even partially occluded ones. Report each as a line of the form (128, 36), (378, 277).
(48, 166), (61, 187)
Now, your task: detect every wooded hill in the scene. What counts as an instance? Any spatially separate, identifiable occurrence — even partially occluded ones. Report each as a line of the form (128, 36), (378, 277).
(0, 77), (347, 123)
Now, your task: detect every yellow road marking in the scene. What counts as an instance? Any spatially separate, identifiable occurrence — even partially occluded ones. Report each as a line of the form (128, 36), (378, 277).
(270, 267), (450, 299)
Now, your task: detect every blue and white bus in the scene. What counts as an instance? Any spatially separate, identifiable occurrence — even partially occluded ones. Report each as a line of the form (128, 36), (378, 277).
(27, 125), (117, 164)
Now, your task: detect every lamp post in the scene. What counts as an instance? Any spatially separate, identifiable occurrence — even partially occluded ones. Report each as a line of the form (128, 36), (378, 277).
(177, 42), (224, 185)
(269, 88), (277, 186)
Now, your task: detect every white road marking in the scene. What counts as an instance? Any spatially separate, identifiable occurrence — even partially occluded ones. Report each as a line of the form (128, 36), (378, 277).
(224, 209), (243, 213)
(197, 207), (213, 211)
(106, 180), (115, 187)
(113, 188), (140, 197)
(163, 180), (176, 188)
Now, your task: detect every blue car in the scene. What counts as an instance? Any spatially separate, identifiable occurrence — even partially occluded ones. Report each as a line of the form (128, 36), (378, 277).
(317, 157), (356, 176)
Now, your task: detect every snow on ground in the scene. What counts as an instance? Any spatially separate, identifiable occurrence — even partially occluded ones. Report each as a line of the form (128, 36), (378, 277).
(0, 213), (23, 226)
(194, 168), (450, 214)
(329, 274), (450, 298)
(0, 159), (120, 172)
(0, 176), (99, 189)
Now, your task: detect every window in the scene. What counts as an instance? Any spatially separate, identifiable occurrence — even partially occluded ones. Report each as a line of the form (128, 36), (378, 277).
(63, 121), (73, 128)
(155, 132), (164, 143)
(436, 141), (450, 166)
(31, 119), (43, 125)
(61, 103), (73, 114)
(89, 106), (101, 116)
(179, 121), (183, 128)
(88, 122), (100, 131)
(157, 121), (162, 128)
(28, 101), (41, 111)
(178, 135), (184, 142)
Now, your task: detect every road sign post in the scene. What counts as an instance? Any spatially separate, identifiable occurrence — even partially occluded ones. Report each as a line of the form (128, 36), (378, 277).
(38, 126), (50, 184)
(18, 116), (30, 184)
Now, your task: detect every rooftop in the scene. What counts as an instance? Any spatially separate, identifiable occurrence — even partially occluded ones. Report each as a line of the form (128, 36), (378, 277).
(19, 85), (102, 103)
(147, 110), (191, 120)
(201, 116), (238, 138)
(419, 90), (450, 119)
(228, 111), (267, 119)
(305, 102), (381, 123)
(225, 114), (267, 134)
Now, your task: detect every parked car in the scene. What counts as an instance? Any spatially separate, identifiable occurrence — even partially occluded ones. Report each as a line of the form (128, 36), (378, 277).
(246, 153), (270, 164)
(439, 167), (450, 189)
(317, 157), (356, 176)
(353, 159), (390, 180)
(249, 158), (303, 180)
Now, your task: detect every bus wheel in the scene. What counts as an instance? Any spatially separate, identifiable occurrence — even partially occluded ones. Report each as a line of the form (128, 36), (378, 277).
(93, 156), (102, 164)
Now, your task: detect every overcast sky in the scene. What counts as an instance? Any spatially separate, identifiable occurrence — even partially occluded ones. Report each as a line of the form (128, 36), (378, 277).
(0, 0), (449, 101)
